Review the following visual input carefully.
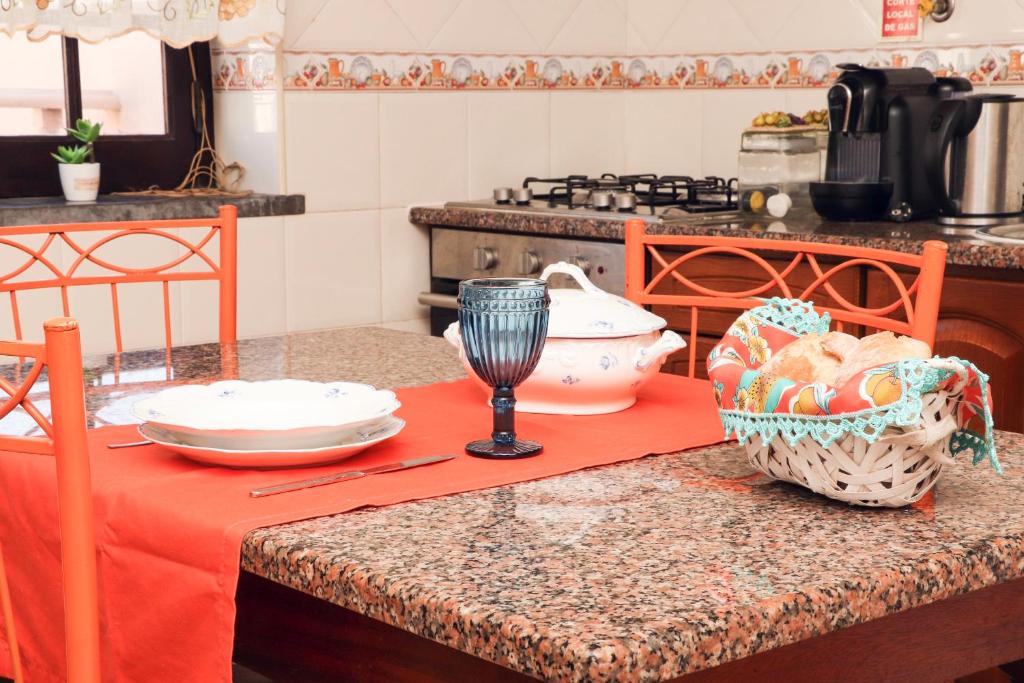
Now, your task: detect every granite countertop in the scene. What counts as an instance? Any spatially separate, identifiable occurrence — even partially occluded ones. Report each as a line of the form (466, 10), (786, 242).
(410, 205), (1024, 270)
(0, 192), (304, 226)
(9, 327), (1024, 681)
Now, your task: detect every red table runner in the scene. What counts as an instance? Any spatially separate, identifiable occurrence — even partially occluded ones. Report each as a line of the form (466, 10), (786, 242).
(0, 374), (723, 682)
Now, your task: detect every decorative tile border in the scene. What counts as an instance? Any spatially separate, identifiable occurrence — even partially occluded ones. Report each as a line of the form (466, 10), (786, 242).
(213, 49), (278, 91)
(212, 45), (1024, 92)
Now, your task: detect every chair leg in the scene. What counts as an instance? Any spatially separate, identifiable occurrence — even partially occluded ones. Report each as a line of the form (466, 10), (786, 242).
(0, 544), (23, 683)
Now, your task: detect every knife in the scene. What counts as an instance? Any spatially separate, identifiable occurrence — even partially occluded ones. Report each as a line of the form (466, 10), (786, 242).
(249, 454), (456, 498)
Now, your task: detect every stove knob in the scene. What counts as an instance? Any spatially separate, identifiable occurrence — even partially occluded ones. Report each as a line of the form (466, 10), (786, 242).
(473, 246), (498, 271)
(570, 256), (592, 275)
(519, 251), (542, 276)
(512, 187), (533, 205)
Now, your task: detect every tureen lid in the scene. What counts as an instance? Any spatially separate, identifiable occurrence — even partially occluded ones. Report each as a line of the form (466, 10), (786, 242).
(540, 262), (667, 338)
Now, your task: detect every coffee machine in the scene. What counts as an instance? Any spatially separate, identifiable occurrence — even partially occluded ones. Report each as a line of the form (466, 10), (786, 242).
(810, 64), (971, 222)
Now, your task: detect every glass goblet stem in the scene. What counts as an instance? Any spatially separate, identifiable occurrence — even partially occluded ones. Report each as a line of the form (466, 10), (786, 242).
(491, 385), (517, 446)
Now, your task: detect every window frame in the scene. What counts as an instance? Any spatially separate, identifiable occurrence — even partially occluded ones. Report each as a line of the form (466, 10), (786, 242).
(0, 36), (214, 199)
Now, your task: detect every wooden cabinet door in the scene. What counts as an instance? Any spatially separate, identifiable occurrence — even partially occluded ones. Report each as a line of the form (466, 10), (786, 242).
(866, 269), (1024, 432)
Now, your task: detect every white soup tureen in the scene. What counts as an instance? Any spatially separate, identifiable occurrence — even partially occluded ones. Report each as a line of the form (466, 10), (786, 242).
(445, 261), (685, 414)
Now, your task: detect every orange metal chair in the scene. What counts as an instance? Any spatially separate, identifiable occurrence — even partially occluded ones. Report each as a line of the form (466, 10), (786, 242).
(0, 318), (99, 683)
(0, 204), (238, 352)
(624, 219), (948, 377)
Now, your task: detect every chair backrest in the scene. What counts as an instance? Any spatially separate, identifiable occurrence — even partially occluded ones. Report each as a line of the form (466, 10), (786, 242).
(0, 205), (237, 353)
(0, 318), (99, 683)
(623, 219), (948, 377)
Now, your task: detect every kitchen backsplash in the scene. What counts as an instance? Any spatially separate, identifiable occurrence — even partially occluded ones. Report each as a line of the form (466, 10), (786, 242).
(211, 0), (1024, 336)
(214, 45), (1021, 92)
(214, 0), (1024, 92)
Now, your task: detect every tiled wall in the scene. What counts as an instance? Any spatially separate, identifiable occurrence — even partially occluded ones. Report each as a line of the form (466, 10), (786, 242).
(211, 0), (1024, 341)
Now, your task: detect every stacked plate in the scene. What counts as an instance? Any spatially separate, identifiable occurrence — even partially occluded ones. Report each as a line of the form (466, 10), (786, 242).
(130, 380), (404, 468)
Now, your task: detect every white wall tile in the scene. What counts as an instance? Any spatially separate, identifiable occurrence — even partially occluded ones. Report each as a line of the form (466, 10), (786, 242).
(547, 0), (628, 55)
(624, 0), (685, 54)
(284, 211), (382, 331)
(284, 92), (380, 212)
(288, 0), (418, 51)
(624, 91), (702, 176)
(468, 92), (549, 198)
(784, 89), (829, 119)
(379, 92), (468, 207)
(214, 91), (283, 194)
(550, 91), (626, 177)
(774, 0), (876, 51)
(178, 217), (288, 344)
(380, 208), (430, 323)
(283, 0), (330, 49)
(656, 0), (762, 53)
(385, 0), (463, 48)
(727, 0), (803, 51)
(507, 0), (582, 51)
(427, 0), (539, 53)
(701, 90), (786, 178)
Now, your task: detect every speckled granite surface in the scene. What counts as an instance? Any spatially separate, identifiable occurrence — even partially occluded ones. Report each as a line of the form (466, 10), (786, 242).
(0, 193), (304, 227)
(410, 205), (1024, 270)
(6, 327), (1023, 681)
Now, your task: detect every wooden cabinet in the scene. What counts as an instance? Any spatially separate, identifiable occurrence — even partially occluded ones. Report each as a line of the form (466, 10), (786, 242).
(865, 267), (1024, 433)
(653, 249), (1024, 432)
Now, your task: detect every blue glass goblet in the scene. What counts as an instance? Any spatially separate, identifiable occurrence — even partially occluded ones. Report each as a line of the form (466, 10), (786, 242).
(458, 278), (549, 459)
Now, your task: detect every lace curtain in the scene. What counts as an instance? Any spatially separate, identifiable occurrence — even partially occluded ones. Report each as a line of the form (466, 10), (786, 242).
(0, 0), (284, 48)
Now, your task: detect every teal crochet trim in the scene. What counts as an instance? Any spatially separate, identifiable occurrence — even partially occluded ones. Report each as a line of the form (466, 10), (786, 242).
(720, 357), (1000, 473)
(720, 359), (950, 448)
(746, 297), (831, 338)
(945, 355), (1002, 474)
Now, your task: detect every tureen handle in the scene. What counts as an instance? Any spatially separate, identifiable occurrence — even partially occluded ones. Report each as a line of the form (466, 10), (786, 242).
(633, 330), (686, 370)
(443, 322), (462, 349)
(539, 261), (608, 297)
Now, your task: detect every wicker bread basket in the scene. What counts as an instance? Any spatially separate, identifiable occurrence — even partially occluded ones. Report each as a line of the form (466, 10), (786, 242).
(741, 359), (967, 507)
(710, 300), (999, 508)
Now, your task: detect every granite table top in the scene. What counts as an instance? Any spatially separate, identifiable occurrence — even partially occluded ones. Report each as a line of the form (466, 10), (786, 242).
(410, 204), (1024, 271)
(5, 327), (1024, 681)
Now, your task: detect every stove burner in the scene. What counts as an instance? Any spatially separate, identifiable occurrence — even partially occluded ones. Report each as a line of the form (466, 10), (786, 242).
(521, 174), (738, 214)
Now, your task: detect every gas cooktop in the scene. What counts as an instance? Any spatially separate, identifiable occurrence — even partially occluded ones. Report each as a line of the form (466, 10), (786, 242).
(446, 173), (741, 222)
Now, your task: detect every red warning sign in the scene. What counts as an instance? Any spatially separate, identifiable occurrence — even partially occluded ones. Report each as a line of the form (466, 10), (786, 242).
(881, 0), (921, 41)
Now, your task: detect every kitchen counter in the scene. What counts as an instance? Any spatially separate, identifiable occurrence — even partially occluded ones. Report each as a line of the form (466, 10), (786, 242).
(27, 327), (1024, 681)
(410, 205), (1024, 270)
(0, 192), (305, 227)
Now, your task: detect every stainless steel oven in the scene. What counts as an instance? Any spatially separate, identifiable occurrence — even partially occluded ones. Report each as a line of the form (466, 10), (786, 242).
(419, 228), (625, 336)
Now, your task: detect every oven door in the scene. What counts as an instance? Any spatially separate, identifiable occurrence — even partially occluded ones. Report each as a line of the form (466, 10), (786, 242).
(420, 278), (459, 336)
(418, 227), (625, 337)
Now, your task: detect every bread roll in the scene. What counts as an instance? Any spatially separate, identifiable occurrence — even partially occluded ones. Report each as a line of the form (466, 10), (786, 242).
(834, 332), (931, 387)
(759, 333), (844, 385)
(821, 331), (859, 361)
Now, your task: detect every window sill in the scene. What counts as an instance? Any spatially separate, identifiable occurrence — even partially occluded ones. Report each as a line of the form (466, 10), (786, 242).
(0, 193), (305, 227)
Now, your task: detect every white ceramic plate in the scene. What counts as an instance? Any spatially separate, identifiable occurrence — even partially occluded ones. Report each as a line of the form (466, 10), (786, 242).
(140, 417), (406, 469)
(131, 380), (401, 450)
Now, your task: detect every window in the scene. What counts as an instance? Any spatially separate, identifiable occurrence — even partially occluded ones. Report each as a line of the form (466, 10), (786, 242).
(0, 33), (213, 198)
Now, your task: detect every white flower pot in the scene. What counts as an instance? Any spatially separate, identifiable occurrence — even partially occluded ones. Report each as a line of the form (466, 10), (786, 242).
(58, 163), (100, 202)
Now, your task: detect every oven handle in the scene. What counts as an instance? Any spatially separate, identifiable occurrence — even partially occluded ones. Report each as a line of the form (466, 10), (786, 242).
(417, 292), (459, 310)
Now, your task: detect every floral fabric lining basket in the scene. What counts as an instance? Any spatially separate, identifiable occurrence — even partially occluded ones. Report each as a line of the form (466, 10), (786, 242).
(707, 298), (1001, 507)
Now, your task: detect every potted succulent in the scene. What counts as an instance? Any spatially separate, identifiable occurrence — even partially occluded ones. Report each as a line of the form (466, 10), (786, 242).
(52, 119), (102, 202)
